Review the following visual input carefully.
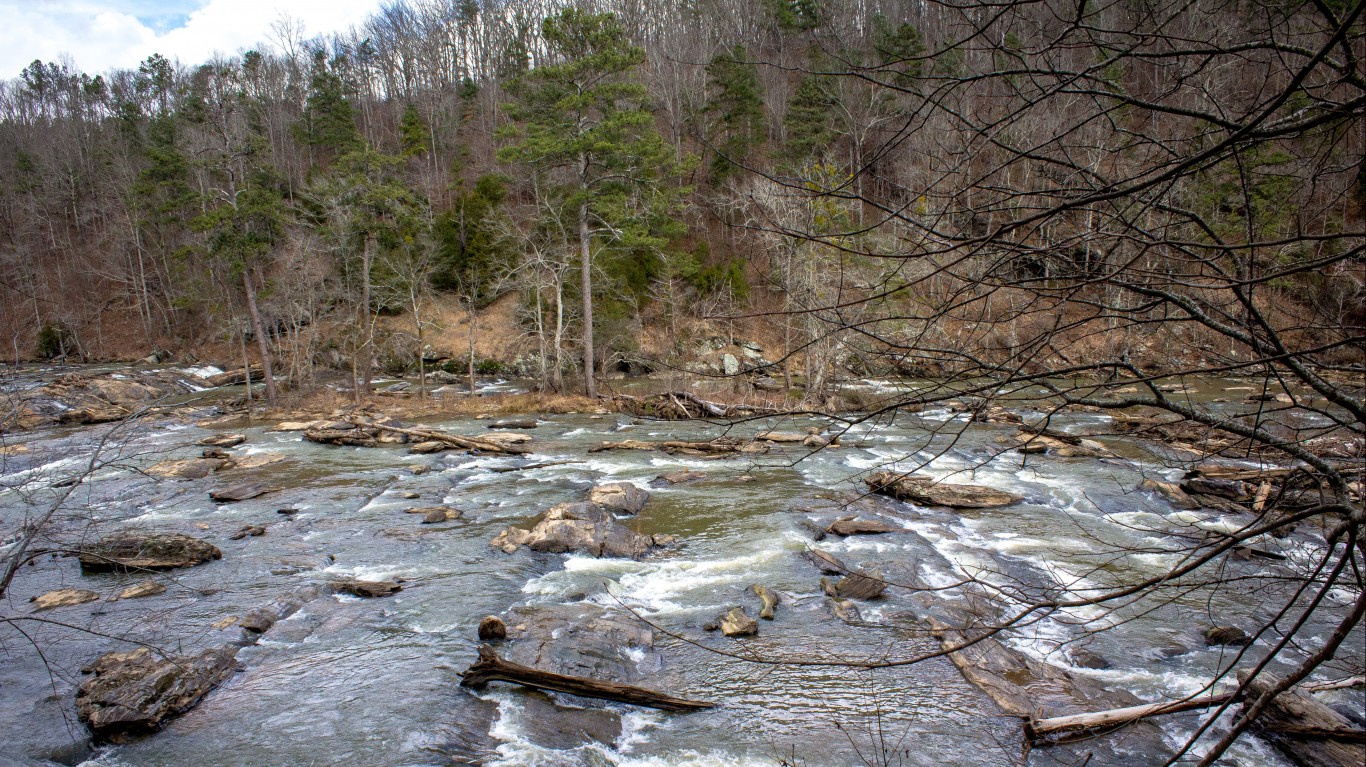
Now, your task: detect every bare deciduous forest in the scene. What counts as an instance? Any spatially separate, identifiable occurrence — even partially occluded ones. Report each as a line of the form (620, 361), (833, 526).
(0, 1), (1362, 766)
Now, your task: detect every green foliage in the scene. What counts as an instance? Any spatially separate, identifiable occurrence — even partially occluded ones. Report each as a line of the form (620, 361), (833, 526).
(498, 8), (691, 309)
(35, 322), (72, 358)
(312, 144), (428, 305)
(765, 0), (823, 31)
(191, 167), (286, 275)
(872, 16), (925, 88)
(474, 358), (505, 375)
(294, 52), (360, 155)
(704, 45), (766, 179)
(784, 75), (834, 163)
(400, 104), (429, 156)
(432, 173), (511, 301)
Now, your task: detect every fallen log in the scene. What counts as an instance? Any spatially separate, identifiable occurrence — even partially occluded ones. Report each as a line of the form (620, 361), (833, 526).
(1302, 676), (1365, 693)
(612, 391), (782, 420)
(349, 420), (529, 455)
(1026, 694), (1236, 743)
(1240, 671), (1366, 767)
(459, 645), (714, 712)
(489, 460), (583, 474)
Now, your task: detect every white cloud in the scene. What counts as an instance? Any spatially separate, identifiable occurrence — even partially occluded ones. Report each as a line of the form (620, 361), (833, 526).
(0, 0), (382, 78)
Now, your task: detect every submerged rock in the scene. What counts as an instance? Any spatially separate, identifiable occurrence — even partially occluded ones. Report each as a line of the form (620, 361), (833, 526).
(76, 646), (238, 743)
(865, 471), (1023, 509)
(228, 525), (267, 540)
(79, 533), (222, 573)
(30, 588), (99, 611)
(652, 469), (706, 486)
(1204, 626), (1251, 646)
(828, 598), (863, 624)
(587, 482), (649, 515)
(490, 502), (657, 559)
(406, 506), (461, 523)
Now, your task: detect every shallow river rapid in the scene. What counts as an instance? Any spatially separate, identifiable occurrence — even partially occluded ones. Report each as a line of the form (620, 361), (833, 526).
(2, 372), (1360, 767)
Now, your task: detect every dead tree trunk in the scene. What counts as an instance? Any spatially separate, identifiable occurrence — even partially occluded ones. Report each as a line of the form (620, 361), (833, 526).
(1026, 694), (1236, 744)
(1240, 672), (1366, 767)
(459, 645), (714, 712)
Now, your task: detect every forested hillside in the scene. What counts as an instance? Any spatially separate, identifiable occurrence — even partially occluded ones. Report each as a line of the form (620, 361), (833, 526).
(1, 0), (1362, 400)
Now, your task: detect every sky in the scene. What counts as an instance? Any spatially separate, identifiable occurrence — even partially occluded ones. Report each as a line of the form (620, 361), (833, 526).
(0, 0), (385, 78)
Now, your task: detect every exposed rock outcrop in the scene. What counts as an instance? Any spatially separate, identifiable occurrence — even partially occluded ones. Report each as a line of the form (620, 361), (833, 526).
(587, 482), (650, 515)
(76, 647), (238, 743)
(78, 533), (222, 573)
(491, 502), (659, 559)
(865, 471), (1023, 509)
(30, 588), (99, 611)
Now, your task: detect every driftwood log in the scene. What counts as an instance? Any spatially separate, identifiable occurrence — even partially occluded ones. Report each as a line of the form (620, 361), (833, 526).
(1026, 694), (1236, 743)
(349, 420), (529, 455)
(458, 645), (714, 712)
(1240, 671), (1366, 766)
(612, 391), (781, 420)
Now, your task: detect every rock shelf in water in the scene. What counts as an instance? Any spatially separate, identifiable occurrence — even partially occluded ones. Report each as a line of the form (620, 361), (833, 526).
(865, 471), (1024, 509)
(78, 533), (222, 573)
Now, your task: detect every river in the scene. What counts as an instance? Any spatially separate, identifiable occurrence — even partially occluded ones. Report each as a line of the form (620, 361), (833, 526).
(1, 369), (1360, 766)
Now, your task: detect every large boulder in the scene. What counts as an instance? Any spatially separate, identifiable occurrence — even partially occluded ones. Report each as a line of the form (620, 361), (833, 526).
(75, 646), (238, 743)
(491, 502), (658, 559)
(865, 471), (1023, 509)
(78, 533), (222, 573)
(587, 482), (650, 515)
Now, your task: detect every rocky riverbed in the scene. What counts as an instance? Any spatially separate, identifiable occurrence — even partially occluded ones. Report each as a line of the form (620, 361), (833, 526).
(1, 366), (1362, 767)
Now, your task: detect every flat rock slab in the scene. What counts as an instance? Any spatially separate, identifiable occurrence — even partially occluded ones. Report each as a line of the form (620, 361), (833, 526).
(225, 453), (286, 471)
(652, 470), (707, 486)
(210, 482), (273, 502)
(79, 533), (222, 573)
(587, 482), (650, 515)
(113, 580), (166, 601)
(76, 646), (238, 743)
(866, 471), (1023, 509)
(30, 588), (99, 611)
(146, 458), (226, 480)
(197, 434), (245, 448)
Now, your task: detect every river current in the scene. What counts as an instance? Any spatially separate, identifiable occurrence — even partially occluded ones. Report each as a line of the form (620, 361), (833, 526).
(1, 369), (1360, 767)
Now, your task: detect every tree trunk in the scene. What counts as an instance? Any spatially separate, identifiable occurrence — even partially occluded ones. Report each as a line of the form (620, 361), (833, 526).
(466, 298), (477, 396)
(578, 197), (596, 398)
(242, 267), (277, 402)
(459, 645), (713, 712)
(358, 231), (376, 398)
